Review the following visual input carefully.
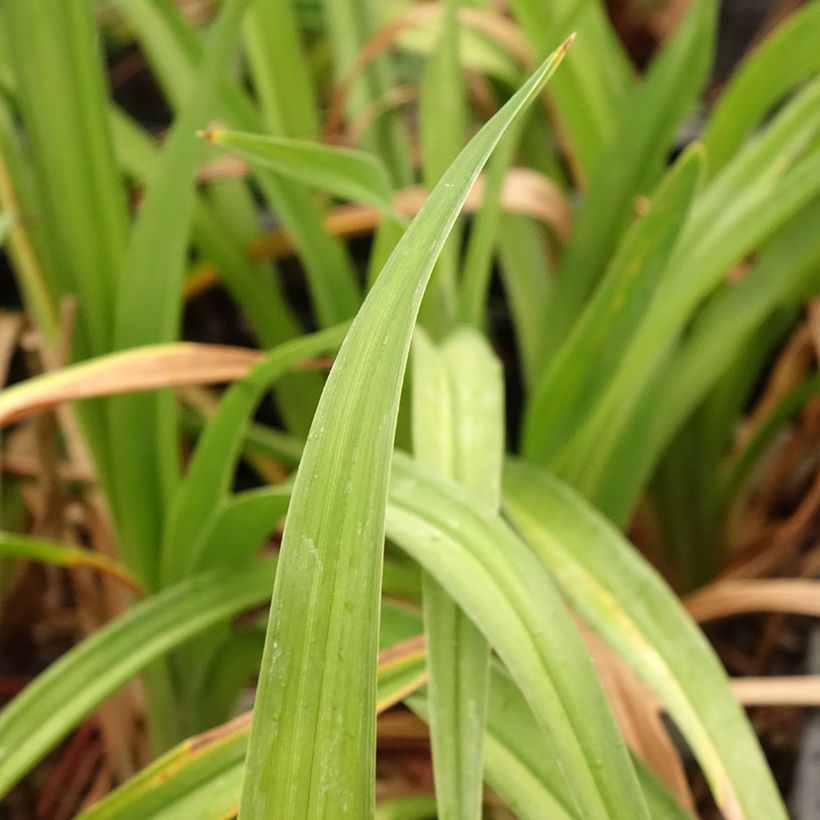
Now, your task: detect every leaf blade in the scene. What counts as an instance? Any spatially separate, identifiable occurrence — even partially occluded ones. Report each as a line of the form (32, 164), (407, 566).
(502, 460), (787, 819)
(238, 41), (573, 819)
(202, 129), (396, 213)
(0, 561), (277, 798)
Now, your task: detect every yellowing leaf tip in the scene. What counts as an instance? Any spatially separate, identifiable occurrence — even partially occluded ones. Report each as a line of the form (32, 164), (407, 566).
(560, 32), (577, 54)
(196, 127), (223, 143)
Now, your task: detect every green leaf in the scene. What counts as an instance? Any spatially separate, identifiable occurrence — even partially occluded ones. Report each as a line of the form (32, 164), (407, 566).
(411, 328), (503, 820)
(387, 454), (648, 820)
(74, 501), (689, 820)
(202, 129), (396, 213)
(0, 102), (59, 345)
(502, 460), (787, 819)
(561, 80), (820, 515)
(598, 195), (820, 524)
(239, 41), (573, 819)
(2, 0), (128, 357)
(0, 531), (142, 594)
(0, 561), (277, 799)
(472, 666), (576, 818)
(110, 106), (316, 437)
(418, 0), (466, 335)
(411, 664), (690, 820)
(191, 487), (291, 573)
(703, 2), (820, 174)
(497, 213), (554, 387)
(117, 0), (361, 329)
(319, 0), (414, 187)
(194, 630), (266, 729)
(0, 212), (14, 244)
(1, 0), (130, 494)
(506, 0), (633, 180)
(458, 122), (523, 328)
(77, 624), (427, 820)
(160, 323), (347, 585)
(180, 406), (306, 469)
(243, 0), (321, 140)
(374, 796), (438, 820)
(523, 145), (704, 464)
(539, 0), (715, 358)
(108, 0), (251, 590)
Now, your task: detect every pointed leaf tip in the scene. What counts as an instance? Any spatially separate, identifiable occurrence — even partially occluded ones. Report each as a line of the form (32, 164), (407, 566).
(196, 127), (222, 142)
(561, 32), (577, 53)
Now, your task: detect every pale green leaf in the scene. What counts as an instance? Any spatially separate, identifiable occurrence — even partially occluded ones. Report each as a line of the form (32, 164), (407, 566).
(202, 129), (396, 213)
(411, 328), (503, 820)
(0, 561), (278, 798)
(108, 0), (252, 590)
(160, 324), (347, 585)
(387, 453), (649, 820)
(239, 41), (573, 819)
(502, 460), (787, 819)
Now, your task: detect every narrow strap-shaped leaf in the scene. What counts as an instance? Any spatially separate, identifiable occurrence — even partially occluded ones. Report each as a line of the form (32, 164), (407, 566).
(0, 102), (59, 344)
(441, 331), (505, 505)
(202, 129), (396, 213)
(418, 0), (466, 335)
(471, 665), (576, 818)
(540, 0), (715, 359)
(109, 106), (317, 437)
(243, 0), (320, 140)
(0, 212), (13, 244)
(108, 0), (251, 589)
(458, 122), (523, 328)
(591, 195), (820, 523)
(0, 532), (142, 594)
(497, 213), (554, 387)
(191, 486), (291, 573)
(411, 329), (503, 819)
(523, 145), (703, 463)
(78, 627), (427, 820)
(387, 454), (648, 819)
(1, 0), (130, 492)
(0, 560), (278, 798)
(112, 0), (250, 349)
(81, 713), (250, 820)
(588, 151), (820, 488)
(703, 2), (820, 174)
(117, 0), (360, 330)
(79, 506), (671, 820)
(374, 796), (439, 820)
(238, 41), (573, 819)
(506, 0), (633, 180)
(560, 84), (820, 506)
(178, 409), (305, 468)
(410, 665), (689, 820)
(320, 0), (414, 187)
(160, 324), (347, 585)
(502, 460), (787, 819)
(3, 0), (129, 357)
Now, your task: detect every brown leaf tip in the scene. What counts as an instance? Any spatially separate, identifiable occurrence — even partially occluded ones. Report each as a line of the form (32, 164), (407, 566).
(196, 126), (222, 142)
(561, 32), (577, 52)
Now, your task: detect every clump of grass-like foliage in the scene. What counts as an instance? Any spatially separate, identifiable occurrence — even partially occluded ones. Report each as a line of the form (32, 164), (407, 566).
(1, 1), (819, 818)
